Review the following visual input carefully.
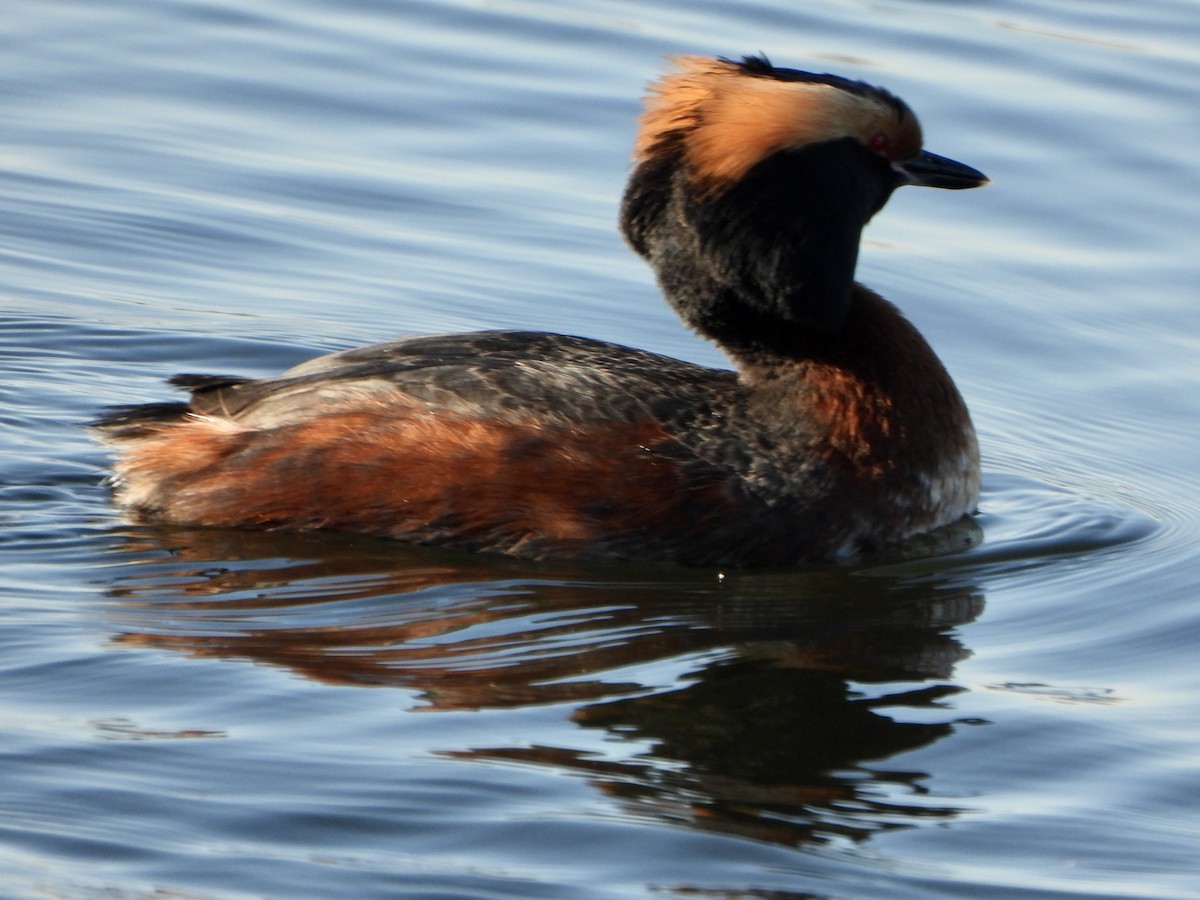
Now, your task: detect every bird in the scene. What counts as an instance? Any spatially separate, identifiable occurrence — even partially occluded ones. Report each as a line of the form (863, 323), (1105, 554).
(94, 54), (989, 567)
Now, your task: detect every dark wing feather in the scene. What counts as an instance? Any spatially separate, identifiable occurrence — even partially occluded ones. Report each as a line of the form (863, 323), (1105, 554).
(178, 331), (743, 434)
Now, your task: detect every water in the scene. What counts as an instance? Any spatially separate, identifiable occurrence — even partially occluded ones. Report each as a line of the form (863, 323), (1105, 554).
(3, 0), (1199, 896)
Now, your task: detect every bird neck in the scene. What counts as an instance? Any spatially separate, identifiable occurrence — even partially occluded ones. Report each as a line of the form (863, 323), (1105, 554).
(734, 286), (979, 524)
(619, 138), (976, 483)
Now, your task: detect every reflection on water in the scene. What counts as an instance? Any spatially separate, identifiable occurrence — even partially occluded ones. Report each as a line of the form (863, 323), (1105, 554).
(107, 525), (985, 848)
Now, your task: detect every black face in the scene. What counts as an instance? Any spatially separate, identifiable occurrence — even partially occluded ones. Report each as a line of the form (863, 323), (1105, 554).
(621, 128), (906, 348)
(681, 136), (902, 335)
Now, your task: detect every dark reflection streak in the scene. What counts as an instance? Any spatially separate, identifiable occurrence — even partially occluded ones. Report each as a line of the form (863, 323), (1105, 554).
(103, 524), (986, 849)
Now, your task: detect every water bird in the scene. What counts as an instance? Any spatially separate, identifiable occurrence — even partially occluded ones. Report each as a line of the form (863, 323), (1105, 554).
(95, 54), (989, 566)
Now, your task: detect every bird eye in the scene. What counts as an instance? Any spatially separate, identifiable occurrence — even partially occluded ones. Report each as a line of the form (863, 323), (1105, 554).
(868, 131), (890, 155)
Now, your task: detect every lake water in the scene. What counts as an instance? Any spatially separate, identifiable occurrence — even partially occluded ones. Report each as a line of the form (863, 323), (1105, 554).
(3, 0), (1199, 897)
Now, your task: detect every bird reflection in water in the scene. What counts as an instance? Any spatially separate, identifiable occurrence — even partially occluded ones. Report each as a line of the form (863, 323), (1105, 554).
(106, 524), (984, 847)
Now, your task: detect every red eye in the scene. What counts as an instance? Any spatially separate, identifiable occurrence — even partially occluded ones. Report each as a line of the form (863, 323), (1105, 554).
(868, 131), (890, 155)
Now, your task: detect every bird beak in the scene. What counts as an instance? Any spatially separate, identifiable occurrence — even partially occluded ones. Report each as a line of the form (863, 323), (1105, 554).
(894, 150), (989, 190)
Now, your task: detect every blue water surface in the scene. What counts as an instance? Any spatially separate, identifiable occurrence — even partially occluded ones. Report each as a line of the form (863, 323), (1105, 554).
(2, 0), (1199, 897)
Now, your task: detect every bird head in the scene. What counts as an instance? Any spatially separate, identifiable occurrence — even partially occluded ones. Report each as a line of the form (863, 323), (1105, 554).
(621, 55), (987, 339)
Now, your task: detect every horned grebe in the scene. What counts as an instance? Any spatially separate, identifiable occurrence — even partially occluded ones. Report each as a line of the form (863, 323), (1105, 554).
(95, 55), (988, 566)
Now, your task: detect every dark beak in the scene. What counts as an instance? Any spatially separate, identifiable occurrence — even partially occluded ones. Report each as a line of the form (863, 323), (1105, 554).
(895, 150), (989, 190)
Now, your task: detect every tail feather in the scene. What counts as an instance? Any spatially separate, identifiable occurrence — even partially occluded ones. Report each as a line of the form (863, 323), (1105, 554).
(91, 402), (193, 440)
(167, 374), (250, 391)
(92, 373), (251, 440)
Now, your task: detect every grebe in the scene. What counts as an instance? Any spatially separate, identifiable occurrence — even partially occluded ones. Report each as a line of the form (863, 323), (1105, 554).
(96, 55), (988, 567)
